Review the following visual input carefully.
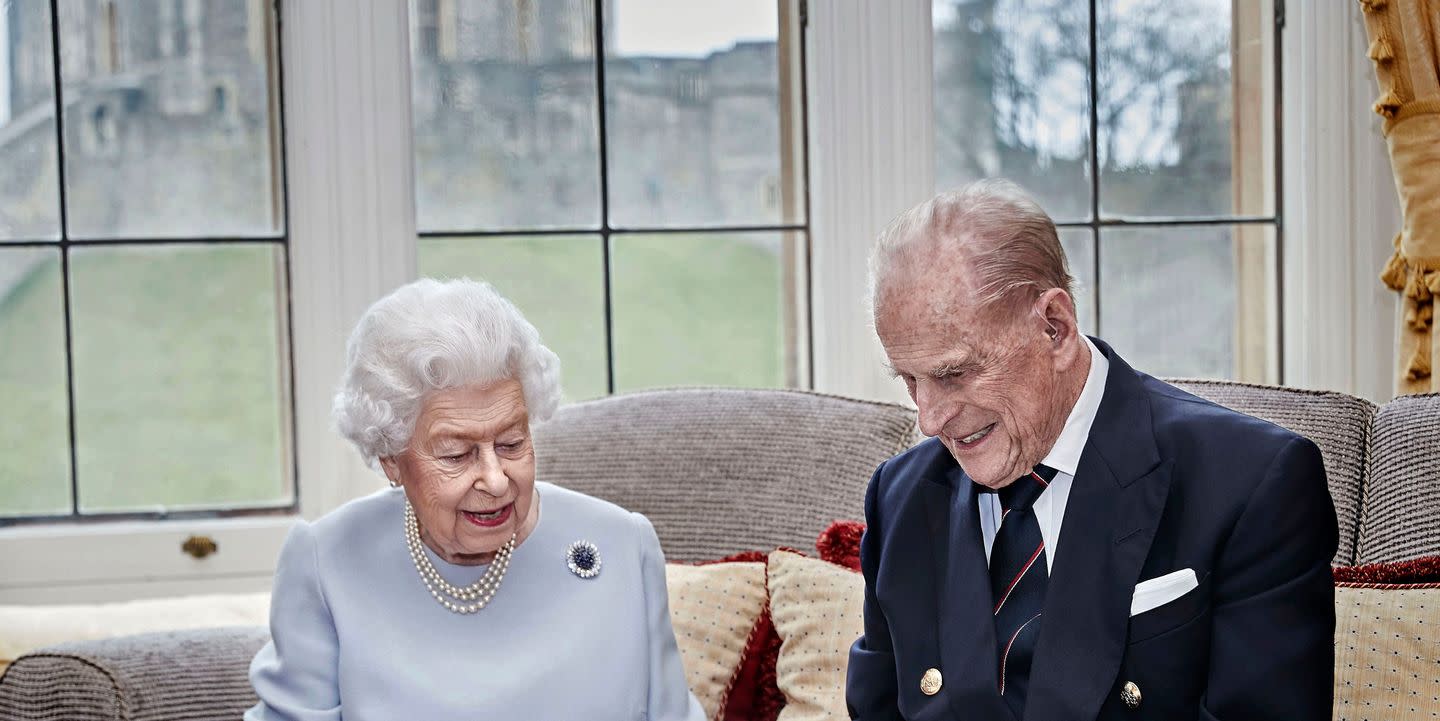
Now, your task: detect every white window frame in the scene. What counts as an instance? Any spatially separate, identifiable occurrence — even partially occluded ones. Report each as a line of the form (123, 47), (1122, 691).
(0, 0), (1395, 602)
(0, 0), (417, 602)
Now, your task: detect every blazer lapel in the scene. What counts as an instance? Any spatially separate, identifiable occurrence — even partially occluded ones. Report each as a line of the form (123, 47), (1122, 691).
(1013, 338), (1169, 719)
(1022, 340), (1173, 721)
(923, 461), (1014, 720)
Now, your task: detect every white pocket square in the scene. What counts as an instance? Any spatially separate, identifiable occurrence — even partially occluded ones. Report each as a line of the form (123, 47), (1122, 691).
(1130, 568), (1199, 617)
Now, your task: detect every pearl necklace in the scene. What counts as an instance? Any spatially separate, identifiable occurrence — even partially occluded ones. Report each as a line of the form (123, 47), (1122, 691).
(404, 501), (516, 614)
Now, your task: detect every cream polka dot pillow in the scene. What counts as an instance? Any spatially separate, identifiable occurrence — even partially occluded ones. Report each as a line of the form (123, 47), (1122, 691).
(766, 549), (864, 721)
(666, 561), (770, 720)
(1333, 584), (1440, 721)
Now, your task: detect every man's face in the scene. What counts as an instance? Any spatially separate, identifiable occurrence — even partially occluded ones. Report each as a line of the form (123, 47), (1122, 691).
(876, 265), (1074, 489)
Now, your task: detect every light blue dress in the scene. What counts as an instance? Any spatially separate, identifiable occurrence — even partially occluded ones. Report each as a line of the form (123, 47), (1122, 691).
(246, 482), (706, 721)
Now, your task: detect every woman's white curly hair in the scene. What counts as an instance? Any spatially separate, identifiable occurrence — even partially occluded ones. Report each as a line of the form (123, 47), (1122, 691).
(332, 278), (562, 469)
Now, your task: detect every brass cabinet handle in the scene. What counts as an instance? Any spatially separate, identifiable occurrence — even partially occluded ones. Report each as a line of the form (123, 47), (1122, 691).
(182, 535), (219, 560)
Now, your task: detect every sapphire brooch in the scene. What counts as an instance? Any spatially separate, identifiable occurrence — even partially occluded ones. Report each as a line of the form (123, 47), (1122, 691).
(566, 540), (601, 579)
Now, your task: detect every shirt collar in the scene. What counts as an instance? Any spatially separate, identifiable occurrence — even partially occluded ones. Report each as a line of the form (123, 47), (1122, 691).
(1038, 336), (1108, 476)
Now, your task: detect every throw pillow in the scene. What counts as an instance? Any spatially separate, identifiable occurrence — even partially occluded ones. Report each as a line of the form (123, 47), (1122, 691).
(666, 559), (769, 720)
(816, 520), (865, 571)
(821, 523), (1440, 721)
(1332, 556), (1440, 721)
(727, 611), (787, 721)
(767, 549), (864, 720)
(703, 550), (789, 721)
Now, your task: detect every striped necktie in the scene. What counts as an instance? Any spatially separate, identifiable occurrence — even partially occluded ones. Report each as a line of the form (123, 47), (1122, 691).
(989, 464), (1057, 717)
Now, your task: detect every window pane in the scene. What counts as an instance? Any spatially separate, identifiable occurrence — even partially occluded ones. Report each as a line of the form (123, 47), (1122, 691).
(410, 0), (601, 232)
(612, 232), (797, 390)
(932, 0), (1091, 222)
(0, 248), (71, 516)
(68, 244), (289, 512)
(1097, 0), (1274, 218)
(56, 0), (280, 238)
(606, 0), (803, 228)
(1098, 224), (1276, 381)
(0, 2), (62, 240)
(1059, 227), (1095, 334)
(418, 235), (608, 402)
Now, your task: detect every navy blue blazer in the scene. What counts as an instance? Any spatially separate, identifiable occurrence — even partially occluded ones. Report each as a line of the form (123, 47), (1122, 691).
(846, 339), (1337, 721)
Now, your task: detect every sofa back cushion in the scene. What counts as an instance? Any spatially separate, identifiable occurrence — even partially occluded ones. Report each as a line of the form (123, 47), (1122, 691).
(535, 388), (918, 562)
(1168, 380), (1376, 565)
(1356, 394), (1440, 563)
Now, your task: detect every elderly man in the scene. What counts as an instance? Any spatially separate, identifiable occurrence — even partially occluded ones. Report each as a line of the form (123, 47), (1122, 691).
(846, 180), (1336, 720)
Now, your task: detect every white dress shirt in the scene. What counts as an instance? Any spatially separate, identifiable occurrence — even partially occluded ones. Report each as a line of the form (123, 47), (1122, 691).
(979, 336), (1109, 573)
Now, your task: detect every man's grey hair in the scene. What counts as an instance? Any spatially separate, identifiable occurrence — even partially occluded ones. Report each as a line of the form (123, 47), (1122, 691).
(332, 278), (562, 468)
(870, 178), (1075, 316)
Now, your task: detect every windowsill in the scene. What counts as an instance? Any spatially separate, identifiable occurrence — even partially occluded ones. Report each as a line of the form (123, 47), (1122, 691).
(0, 515), (298, 592)
(0, 513), (297, 540)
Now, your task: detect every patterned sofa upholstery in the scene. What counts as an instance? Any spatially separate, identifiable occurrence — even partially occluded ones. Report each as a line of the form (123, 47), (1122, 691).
(532, 388), (921, 562)
(1, 383), (1436, 720)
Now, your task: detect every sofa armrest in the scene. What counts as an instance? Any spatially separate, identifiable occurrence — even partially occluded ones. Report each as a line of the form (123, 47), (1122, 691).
(0, 626), (269, 721)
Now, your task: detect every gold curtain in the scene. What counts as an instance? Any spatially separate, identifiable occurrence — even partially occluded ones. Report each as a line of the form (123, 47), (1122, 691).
(1360, 0), (1440, 395)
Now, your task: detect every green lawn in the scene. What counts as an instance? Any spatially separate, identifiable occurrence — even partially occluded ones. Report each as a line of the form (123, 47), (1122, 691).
(418, 233), (786, 399)
(610, 234), (786, 392)
(0, 245), (289, 516)
(0, 252), (71, 515)
(1, 236), (787, 516)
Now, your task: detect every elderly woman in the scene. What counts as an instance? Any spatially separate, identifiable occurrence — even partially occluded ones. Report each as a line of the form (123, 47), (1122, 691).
(246, 278), (704, 720)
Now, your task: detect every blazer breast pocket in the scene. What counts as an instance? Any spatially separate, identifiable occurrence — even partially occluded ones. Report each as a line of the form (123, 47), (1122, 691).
(1127, 571), (1211, 644)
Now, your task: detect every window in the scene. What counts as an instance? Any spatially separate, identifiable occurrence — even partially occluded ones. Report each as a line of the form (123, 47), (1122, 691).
(0, 0), (1379, 601)
(409, 0), (810, 400)
(932, 0), (1279, 382)
(0, 0), (292, 522)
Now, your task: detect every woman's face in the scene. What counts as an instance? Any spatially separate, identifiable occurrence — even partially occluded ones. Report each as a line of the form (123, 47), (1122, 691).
(380, 378), (539, 565)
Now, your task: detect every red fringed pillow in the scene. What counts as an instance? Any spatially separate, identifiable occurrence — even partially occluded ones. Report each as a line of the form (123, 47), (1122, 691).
(817, 520), (866, 572)
(1332, 555), (1440, 586)
(820, 521), (1440, 588)
(720, 604), (785, 721)
(667, 552), (769, 719)
(696, 550), (792, 721)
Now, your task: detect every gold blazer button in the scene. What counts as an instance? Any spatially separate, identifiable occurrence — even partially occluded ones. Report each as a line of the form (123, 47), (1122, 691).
(1121, 681), (1142, 709)
(920, 667), (943, 696)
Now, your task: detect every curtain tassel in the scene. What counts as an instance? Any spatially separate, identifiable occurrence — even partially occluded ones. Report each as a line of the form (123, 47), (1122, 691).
(1381, 239), (1408, 290)
(1406, 270), (1435, 303)
(1416, 300), (1434, 330)
(1374, 89), (1403, 118)
(1368, 36), (1395, 63)
(1405, 342), (1432, 382)
(1425, 269), (1440, 295)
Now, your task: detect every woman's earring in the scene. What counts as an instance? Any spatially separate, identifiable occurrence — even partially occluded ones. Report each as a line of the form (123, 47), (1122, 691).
(389, 479), (400, 489)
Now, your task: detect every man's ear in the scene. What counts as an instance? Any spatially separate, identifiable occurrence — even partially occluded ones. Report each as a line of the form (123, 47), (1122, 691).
(1036, 286), (1082, 345)
(379, 455), (403, 487)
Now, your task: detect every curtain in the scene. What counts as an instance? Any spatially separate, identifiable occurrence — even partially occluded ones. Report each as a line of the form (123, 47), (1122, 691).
(1361, 0), (1440, 395)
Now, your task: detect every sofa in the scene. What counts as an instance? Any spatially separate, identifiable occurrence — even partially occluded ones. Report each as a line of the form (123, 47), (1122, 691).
(1, 382), (1437, 720)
